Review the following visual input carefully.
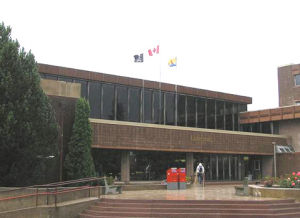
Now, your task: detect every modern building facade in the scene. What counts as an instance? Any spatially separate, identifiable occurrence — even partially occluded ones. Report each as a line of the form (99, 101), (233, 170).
(39, 63), (287, 183)
(240, 64), (300, 177)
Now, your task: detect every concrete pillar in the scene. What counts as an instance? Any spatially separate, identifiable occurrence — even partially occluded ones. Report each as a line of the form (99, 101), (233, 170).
(262, 156), (273, 178)
(186, 153), (194, 179)
(121, 150), (130, 183)
(238, 156), (242, 180)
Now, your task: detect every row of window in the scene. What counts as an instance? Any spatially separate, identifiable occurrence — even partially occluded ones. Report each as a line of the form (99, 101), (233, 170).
(241, 122), (279, 134)
(41, 73), (248, 131)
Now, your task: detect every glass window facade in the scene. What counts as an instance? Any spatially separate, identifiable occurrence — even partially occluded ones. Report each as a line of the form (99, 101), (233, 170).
(225, 102), (233, 130)
(116, 86), (128, 121)
(177, 95), (186, 126)
(129, 88), (140, 122)
(153, 91), (164, 124)
(197, 98), (206, 128)
(74, 79), (88, 99)
(165, 93), (175, 125)
(143, 89), (152, 123)
(58, 75), (73, 82)
(40, 73), (250, 132)
(216, 101), (224, 130)
(207, 99), (216, 129)
(102, 83), (115, 120)
(187, 96), (196, 127)
(89, 81), (101, 118)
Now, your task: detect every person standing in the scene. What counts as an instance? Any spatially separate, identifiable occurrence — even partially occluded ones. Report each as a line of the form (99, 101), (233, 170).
(196, 162), (205, 184)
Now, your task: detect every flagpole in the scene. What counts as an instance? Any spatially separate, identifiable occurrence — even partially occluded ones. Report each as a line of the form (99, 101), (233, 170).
(159, 44), (162, 125)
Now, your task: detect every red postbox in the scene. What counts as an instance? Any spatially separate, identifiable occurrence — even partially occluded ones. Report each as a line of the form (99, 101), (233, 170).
(177, 168), (187, 190)
(177, 168), (186, 182)
(166, 168), (178, 190)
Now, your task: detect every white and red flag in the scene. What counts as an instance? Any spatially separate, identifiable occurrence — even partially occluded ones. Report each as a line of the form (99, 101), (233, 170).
(148, 45), (159, 56)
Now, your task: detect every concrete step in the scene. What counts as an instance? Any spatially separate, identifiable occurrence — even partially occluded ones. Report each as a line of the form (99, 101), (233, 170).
(95, 201), (300, 209)
(80, 211), (300, 218)
(100, 198), (295, 204)
(85, 207), (273, 214)
(85, 206), (300, 214)
(80, 199), (300, 218)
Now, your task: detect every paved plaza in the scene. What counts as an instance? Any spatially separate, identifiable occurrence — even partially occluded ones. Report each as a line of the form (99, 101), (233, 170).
(104, 184), (277, 201)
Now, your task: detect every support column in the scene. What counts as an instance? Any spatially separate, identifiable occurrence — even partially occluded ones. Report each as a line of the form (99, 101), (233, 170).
(121, 150), (130, 183)
(186, 153), (194, 179)
(262, 156), (273, 178)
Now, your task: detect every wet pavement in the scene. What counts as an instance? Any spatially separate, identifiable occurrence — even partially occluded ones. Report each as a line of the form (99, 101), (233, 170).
(103, 184), (277, 201)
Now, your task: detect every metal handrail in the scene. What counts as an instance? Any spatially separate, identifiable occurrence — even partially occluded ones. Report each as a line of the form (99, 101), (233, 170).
(0, 176), (108, 210)
(0, 176), (103, 193)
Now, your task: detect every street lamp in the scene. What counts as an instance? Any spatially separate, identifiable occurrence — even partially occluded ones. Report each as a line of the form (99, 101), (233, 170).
(272, 142), (277, 179)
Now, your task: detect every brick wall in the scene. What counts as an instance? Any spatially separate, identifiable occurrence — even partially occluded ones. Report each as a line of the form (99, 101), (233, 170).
(277, 153), (300, 176)
(278, 64), (300, 107)
(90, 119), (287, 155)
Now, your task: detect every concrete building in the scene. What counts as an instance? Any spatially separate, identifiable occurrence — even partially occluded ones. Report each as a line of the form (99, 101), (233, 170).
(39, 63), (289, 183)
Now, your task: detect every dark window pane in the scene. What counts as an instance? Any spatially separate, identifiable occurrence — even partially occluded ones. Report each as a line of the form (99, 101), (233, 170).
(197, 98), (206, 128)
(116, 86), (128, 121)
(153, 91), (164, 124)
(43, 74), (57, 80)
(40, 73), (46, 79)
(239, 104), (247, 112)
(252, 123), (260, 133)
(224, 156), (229, 180)
(102, 84), (115, 120)
(129, 88), (140, 122)
(74, 79), (88, 99)
(273, 122), (279, 134)
(230, 156), (238, 180)
(165, 93), (175, 125)
(58, 75), (73, 82)
(143, 89), (152, 123)
(241, 124), (251, 132)
(295, 74), (300, 86)
(225, 102), (233, 130)
(218, 155), (223, 180)
(177, 95), (186, 126)
(233, 104), (239, 131)
(207, 99), (215, 129)
(187, 96), (196, 127)
(261, 122), (271, 134)
(211, 155), (217, 180)
(216, 101), (224, 130)
(89, 81), (101, 118)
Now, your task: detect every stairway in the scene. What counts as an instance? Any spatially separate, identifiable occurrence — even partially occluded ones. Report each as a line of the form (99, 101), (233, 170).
(80, 198), (300, 218)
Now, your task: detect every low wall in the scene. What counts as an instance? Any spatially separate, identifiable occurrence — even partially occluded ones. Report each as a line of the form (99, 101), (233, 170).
(0, 198), (98, 218)
(249, 185), (300, 202)
(0, 186), (103, 212)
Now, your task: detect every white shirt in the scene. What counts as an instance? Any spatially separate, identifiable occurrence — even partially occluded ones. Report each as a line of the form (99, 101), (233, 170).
(196, 163), (205, 174)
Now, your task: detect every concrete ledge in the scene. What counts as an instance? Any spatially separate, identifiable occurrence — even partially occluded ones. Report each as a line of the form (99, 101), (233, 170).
(249, 185), (300, 202)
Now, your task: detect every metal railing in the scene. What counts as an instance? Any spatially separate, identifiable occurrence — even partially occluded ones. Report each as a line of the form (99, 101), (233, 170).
(0, 177), (109, 212)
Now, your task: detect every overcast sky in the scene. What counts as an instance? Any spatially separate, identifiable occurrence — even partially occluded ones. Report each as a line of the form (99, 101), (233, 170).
(1, 0), (300, 111)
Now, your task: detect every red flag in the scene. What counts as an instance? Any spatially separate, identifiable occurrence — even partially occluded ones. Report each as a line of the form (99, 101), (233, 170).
(148, 45), (159, 56)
